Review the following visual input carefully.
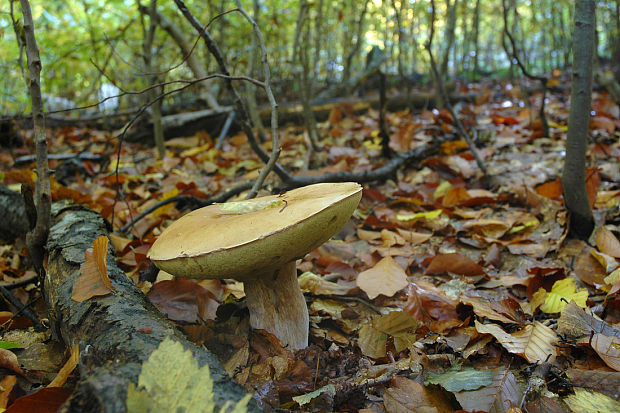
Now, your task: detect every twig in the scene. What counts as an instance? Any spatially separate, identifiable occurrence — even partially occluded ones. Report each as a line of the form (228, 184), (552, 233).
(0, 274), (38, 290)
(120, 140), (442, 232)
(14, 152), (107, 166)
(425, 0), (488, 176)
(234, 0), (280, 199)
(120, 180), (254, 234)
(173, 0), (293, 185)
(0, 286), (44, 331)
(502, 0), (549, 137)
(215, 110), (236, 150)
(308, 294), (382, 314)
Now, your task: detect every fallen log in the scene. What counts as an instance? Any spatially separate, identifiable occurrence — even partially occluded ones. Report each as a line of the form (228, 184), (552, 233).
(0, 185), (28, 242)
(0, 189), (259, 412)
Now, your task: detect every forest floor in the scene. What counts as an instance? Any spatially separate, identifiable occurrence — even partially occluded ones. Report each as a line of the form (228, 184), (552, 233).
(0, 78), (620, 412)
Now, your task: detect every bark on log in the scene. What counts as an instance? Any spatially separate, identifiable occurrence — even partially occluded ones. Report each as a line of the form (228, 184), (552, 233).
(0, 192), (260, 412)
(0, 185), (28, 242)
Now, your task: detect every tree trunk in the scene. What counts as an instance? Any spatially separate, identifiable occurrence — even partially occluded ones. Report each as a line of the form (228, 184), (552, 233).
(440, 0), (459, 79)
(138, 5), (220, 110)
(562, 0), (595, 239)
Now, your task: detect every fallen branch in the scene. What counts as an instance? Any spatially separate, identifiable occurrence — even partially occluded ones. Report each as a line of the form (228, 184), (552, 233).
(121, 139), (442, 233)
(42, 202), (260, 412)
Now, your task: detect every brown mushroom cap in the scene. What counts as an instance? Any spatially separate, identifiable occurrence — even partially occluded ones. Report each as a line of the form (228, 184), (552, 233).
(147, 182), (362, 280)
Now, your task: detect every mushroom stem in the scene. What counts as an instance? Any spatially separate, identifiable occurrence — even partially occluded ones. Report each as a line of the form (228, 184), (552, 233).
(243, 261), (309, 350)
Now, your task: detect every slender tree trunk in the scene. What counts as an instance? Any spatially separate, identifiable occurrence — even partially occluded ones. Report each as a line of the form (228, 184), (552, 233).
(440, 0), (459, 79)
(20, 0), (51, 279)
(141, 0), (165, 159)
(342, 0), (370, 85)
(139, 5), (220, 110)
(562, 0), (595, 239)
(472, 0), (481, 79)
(246, 0), (266, 137)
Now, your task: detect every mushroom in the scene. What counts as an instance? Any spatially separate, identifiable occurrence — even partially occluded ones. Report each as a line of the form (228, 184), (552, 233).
(147, 182), (362, 349)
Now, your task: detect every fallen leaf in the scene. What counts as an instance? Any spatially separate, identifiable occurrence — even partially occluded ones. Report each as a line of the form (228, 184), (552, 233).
(4, 387), (72, 413)
(384, 377), (453, 413)
(454, 368), (522, 413)
(47, 345), (79, 388)
(0, 375), (16, 408)
(425, 253), (485, 276)
(596, 226), (620, 258)
(563, 388), (620, 413)
(72, 235), (113, 302)
(590, 333), (620, 372)
(540, 278), (588, 313)
(147, 278), (219, 323)
(0, 348), (23, 375)
(426, 365), (494, 392)
(356, 255), (408, 299)
(298, 272), (353, 296)
(126, 337), (251, 412)
(475, 320), (557, 363)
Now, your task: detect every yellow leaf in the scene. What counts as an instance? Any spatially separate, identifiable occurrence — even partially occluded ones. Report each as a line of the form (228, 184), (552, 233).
(604, 268), (620, 286)
(72, 236), (113, 302)
(180, 143), (211, 158)
(397, 209), (443, 222)
(434, 180), (452, 200)
(564, 389), (620, 413)
(153, 187), (179, 218)
(126, 337), (251, 412)
(523, 288), (548, 314)
(540, 278), (588, 313)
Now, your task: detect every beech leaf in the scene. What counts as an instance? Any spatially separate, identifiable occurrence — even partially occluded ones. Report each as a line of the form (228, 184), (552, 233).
(356, 255), (408, 299)
(475, 320), (557, 363)
(72, 235), (113, 302)
(126, 337), (251, 413)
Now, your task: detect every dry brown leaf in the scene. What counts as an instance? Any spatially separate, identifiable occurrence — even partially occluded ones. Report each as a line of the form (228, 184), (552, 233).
(356, 255), (408, 299)
(48, 345), (79, 388)
(442, 186), (471, 207)
(395, 228), (432, 244)
(72, 235), (113, 302)
(595, 226), (620, 258)
(0, 375), (16, 408)
(566, 369), (620, 400)
(454, 368), (522, 413)
(475, 320), (557, 363)
(357, 323), (387, 359)
(108, 233), (131, 254)
(460, 296), (516, 324)
(383, 377), (452, 413)
(590, 333), (620, 372)
(0, 348), (23, 375)
(425, 253), (485, 276)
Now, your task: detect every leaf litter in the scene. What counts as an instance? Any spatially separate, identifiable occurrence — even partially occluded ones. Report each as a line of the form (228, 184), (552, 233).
(0, 79), (619, 411)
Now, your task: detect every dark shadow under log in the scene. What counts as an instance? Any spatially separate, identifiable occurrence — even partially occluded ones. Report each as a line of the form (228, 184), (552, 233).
(18, 200), (260, 412)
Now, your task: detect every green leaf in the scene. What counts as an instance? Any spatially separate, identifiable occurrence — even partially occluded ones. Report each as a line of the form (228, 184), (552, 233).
(425, 365), (494, 392)
(126, 337), (251, 413)
(0, 341), (22, 350)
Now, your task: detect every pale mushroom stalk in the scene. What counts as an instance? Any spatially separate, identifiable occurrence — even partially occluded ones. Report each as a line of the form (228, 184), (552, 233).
(244, 261), (309, 349)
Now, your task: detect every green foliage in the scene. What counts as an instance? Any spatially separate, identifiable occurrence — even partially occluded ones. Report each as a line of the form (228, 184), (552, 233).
(126, 337), (251, 413)
(0, 340), (22, 350)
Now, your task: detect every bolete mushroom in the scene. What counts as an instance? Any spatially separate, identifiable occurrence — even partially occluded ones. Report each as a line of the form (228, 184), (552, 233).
(147, 182), (362, 349)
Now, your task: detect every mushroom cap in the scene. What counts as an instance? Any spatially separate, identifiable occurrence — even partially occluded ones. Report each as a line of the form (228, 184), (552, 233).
(147, 182), (362, 280)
